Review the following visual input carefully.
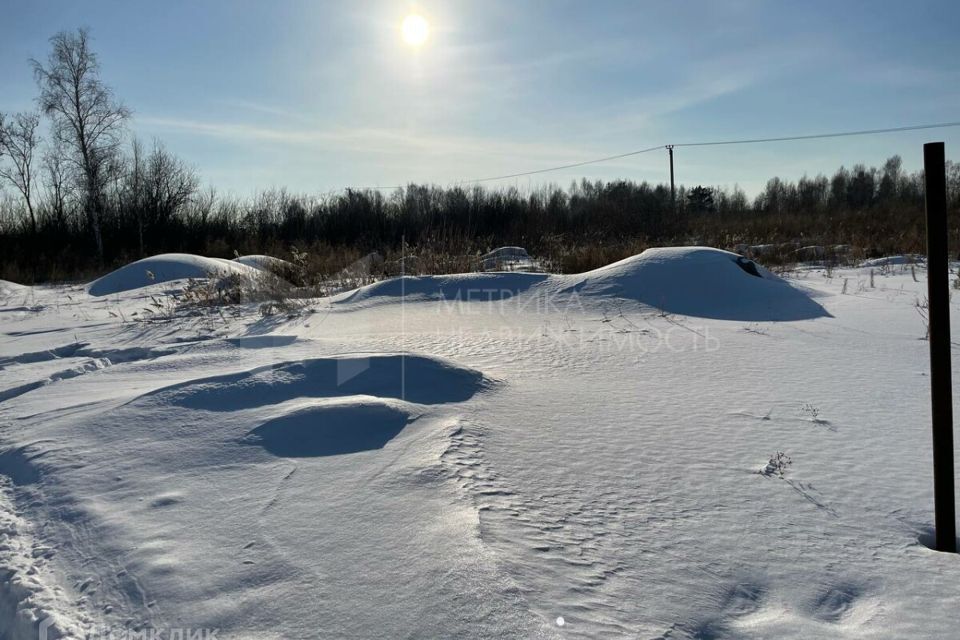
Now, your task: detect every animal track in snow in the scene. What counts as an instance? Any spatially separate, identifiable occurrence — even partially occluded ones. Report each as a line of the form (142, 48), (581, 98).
(0, 345), (176, 402)
(687, 581), (769, 639)
(0, 343), (175, 370)
(721, 582), (765, 618)
(806, 581), (877, 625)
(439, 422), (640, 637)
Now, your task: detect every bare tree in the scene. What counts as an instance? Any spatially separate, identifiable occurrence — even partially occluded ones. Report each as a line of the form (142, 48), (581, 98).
(128, 137), (146, 255)
(32, 28), (130, 262)
(42, 139), (73, 230)
(144, 139), (198, 229)
(0, 111), (42, 234)
(185, 185), (217, 229)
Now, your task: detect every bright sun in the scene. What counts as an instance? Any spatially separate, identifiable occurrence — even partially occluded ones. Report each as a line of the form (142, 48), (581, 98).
(401, 14), (429, 46)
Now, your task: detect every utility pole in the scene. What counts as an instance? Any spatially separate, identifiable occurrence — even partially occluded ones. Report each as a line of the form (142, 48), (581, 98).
(924, 141), (956, 553)
(666, 145), (676, 213)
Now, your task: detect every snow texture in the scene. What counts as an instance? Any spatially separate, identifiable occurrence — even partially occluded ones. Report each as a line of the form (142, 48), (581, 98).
(0, 246), (958, 639)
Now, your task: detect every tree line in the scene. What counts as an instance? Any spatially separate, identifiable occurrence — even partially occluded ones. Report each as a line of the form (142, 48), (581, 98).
(2, 29), (959, 283)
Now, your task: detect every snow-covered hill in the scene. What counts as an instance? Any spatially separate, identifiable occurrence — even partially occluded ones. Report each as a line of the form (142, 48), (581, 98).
(337, 246), (829, 321)
(0, 247), (957, 639)
(88, 253), (263, 296)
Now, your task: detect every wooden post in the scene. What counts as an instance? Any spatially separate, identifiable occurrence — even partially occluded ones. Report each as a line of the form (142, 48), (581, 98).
(667, 145), (675, 212)
(924, 141), (957, 553)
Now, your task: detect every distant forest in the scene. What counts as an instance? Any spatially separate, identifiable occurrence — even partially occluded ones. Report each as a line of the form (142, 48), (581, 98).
(2, 29), (960, 283)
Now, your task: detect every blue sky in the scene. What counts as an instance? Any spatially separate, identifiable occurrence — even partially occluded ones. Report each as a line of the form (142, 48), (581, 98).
(1, 0), (958, 197)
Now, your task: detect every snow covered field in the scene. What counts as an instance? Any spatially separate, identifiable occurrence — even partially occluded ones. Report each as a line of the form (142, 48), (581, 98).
(1, 247), (958, 639)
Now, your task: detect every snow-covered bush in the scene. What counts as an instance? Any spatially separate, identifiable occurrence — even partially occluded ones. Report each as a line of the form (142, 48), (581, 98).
(760, 451), (792, 478)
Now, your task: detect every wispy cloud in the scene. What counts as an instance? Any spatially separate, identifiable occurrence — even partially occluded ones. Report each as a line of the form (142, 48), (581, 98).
(578, 35), (837, 141)
(465, 39), (639, 79)
(136, 115), (609, 168)
(214, 99), (317, 124)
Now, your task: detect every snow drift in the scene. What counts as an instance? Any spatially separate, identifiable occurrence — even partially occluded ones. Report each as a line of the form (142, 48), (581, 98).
(480, 246), (540, 272)
(565, 246), (830, 321)
(337, 272), (550, 305)
(243, 398), (416, 457)
(0, 280), (26, 295)
(338, 247), (828, 321)
(233, 254), (295, 274)
(145, 353), (490, 410)
(233, 254), (299, 284)
(4, 254), (960, 638)
(87, 253), (262, 296)
(859, 255), (924, 268)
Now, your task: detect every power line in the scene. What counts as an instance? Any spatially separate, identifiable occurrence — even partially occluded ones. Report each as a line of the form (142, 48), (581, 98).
(348, 120), (960, 191)
(346, 145), (665, 191)
(461, 144), (665, 184)
(672, 120), (960, 148)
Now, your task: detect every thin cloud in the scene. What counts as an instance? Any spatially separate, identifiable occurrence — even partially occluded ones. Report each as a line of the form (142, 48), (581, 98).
(579, 36), (836, 140)
(215, 99), (317, 124)
(136, 115), (607, 166)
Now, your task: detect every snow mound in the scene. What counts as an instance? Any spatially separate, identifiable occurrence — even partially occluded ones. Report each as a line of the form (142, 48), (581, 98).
(336, 247), (826, 321)
(568, 246), (829, 321)
(480, 246), (539, 272)
(87, 253), (261, 296)
(243, 398), (416, 457)
(337, 272), (549, 305)
(859, 255), (924, 268)
(233, 254), (294, 273)
(0, 280), (27, 295)
(147, 353), (490, 410)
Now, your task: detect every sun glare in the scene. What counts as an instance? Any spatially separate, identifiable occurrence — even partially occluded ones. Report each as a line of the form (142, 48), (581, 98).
(401, 14), (429, 46)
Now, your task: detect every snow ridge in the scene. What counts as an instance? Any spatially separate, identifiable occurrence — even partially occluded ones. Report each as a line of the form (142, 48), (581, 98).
(0, 477), (91, 640)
